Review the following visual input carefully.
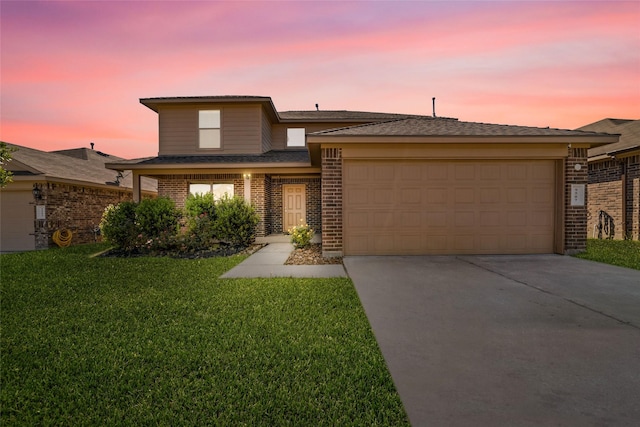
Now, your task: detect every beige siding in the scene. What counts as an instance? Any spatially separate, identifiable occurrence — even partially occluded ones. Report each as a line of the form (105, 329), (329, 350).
(261, 108), (273, 152)
(159, 104), (263, 155)
(343, 159), (557, 255)
(0, 190), (35, 252)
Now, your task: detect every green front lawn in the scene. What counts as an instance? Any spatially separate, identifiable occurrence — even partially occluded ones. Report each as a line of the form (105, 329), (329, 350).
(1, 244), (408, 426)
(575, 238), (640, 270)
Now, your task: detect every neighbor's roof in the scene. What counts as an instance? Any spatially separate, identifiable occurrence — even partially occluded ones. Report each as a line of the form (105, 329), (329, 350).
(310, 117), (616, 139)
(576, 118), (639, 158)
(4, 143), (157, 191)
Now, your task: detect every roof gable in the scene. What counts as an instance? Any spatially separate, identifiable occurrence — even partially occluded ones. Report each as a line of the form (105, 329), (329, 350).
(577, 118), (640, 158)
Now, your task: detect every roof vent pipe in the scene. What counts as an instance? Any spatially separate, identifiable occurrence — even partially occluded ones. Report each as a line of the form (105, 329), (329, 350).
(432, 97), (436, 118)
(315, 103), (319, 111)
(90, 142), (94, 150)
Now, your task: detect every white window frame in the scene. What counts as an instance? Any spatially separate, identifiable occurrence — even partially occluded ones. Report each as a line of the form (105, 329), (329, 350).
(199, 110), (221, 149)
(189, 183), (234, 200)
(287, 128), (306, 147)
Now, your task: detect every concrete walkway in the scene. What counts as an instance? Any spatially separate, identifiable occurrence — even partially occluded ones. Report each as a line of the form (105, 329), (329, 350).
(220, 236), (347, 278)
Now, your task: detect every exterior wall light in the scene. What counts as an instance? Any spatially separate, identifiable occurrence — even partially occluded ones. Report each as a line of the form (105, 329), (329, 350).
(32, 183), (43, 200)
(243, 173), (251, 179)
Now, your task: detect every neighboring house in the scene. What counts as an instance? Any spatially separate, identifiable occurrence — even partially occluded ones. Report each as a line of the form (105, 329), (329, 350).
(576, 119), (639, 241)
(0, 144), (157, 252)
(107, 96), (617, 257)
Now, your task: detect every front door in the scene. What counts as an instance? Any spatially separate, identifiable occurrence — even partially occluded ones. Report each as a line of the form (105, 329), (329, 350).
(283, 184), (306, 232)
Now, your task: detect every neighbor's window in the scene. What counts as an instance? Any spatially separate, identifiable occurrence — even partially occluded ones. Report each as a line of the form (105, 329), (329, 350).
(189, 183), (234, 200)
(199, 110), (221, 149)
(287, 128), (306, 147)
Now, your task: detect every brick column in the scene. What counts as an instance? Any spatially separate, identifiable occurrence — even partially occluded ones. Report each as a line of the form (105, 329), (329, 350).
(321, 148), (343, 257)
(565, 147), (588, 253)
(158, 178), (188, 209)
(250, 174), (269, 237)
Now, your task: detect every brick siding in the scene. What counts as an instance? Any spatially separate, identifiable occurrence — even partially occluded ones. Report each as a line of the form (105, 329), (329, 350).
(34, 182), (143, 249)
(587, 159), (623, 239)
(625, 155), (640, 240)
(156, 173), (322, 238)
(565, 147), (589, 253)
(588, 154), (640, 240)
(250, 174), (270, 237)
(270, 177), (321, 234)
(321, 148), (343, 257)
(156, 174), (242, 209)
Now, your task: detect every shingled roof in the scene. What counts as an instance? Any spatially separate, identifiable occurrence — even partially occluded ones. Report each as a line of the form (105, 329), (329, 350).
(106, 150), (310, 169)
(577, 118), (639, 158)
(311, 117), (607, 138)
(5, 143), (157, 191)
(139, 95), (437, 123)
(278, 110), (430, 122)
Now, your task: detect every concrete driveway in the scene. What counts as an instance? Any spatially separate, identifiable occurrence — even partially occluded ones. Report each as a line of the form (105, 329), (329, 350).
(344, 255), (640, 427)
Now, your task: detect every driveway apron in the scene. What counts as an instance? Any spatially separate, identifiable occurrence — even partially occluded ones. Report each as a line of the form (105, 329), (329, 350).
(344, 255), (640, 427)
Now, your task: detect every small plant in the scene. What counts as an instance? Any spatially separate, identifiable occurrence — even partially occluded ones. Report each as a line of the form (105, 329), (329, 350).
(288, 219), (314, 248)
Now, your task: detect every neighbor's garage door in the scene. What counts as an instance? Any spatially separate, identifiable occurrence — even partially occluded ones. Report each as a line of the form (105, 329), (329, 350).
(0, 190), (35, 252)
(343, 159), (556, 255)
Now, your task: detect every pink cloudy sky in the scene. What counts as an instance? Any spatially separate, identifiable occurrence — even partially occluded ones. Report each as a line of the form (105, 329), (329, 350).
(1, 1), (639, 159)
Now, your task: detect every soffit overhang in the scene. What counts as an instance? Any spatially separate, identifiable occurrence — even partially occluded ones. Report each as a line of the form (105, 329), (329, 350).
(306, 134), (619, 167)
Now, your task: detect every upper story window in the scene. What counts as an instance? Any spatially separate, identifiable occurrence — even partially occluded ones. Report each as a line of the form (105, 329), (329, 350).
(199, 110), (221, 149)
(287, 128), (306, 147)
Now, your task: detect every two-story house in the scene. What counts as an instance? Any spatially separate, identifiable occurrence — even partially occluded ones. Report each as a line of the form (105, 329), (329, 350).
(107, 96), (617, 257)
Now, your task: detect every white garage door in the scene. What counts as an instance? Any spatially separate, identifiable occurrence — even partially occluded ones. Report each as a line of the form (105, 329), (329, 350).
(0, 191), (35, 252)
(343, 159), (556, 255)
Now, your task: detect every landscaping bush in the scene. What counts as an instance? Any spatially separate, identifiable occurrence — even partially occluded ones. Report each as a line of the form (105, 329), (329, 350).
(136, 197), (182, 239)
(99, 201), (138, 250)
(288, 219), (315, 248)
(214, 195), (259, 246)
(184, 193), (217, 249)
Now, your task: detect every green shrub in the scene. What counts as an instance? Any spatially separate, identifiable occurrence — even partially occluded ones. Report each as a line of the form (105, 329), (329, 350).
(288, 220), (315, 248)
(184, 193), (217, 248)
(185, 192), (216, 219)
(136, 197), (181, 239)
(214, 195), (259, 246)
(100, 201), (138, 250)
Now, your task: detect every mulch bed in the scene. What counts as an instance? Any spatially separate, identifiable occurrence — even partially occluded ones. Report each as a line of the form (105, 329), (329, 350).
(98, 242), (343, 265)
(285, 243), (343, 265)
(98, 243), (264, 259)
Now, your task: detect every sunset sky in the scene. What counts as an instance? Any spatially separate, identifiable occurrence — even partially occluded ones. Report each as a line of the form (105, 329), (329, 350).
(1, 0), (639, 159)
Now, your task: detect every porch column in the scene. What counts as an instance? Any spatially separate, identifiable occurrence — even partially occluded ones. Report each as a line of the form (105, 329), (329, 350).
(243, 174), (251, 203)
(132, 171), (141, 202)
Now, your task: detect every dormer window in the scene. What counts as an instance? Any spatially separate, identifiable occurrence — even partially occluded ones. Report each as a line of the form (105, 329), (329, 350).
(287, 128), (306, 147)
(199, 110), (221, 149)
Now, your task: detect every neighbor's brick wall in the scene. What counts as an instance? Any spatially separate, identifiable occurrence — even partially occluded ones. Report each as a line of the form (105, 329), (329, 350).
(588, 159), (623, 239)
(587, 155), (640, 241)
(565, 147), (589, 253)
(270, 177), (321, 233)
(626, 155), (640, 240)
(321, 148), (343, 257)
(35, 183), (141, 249)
